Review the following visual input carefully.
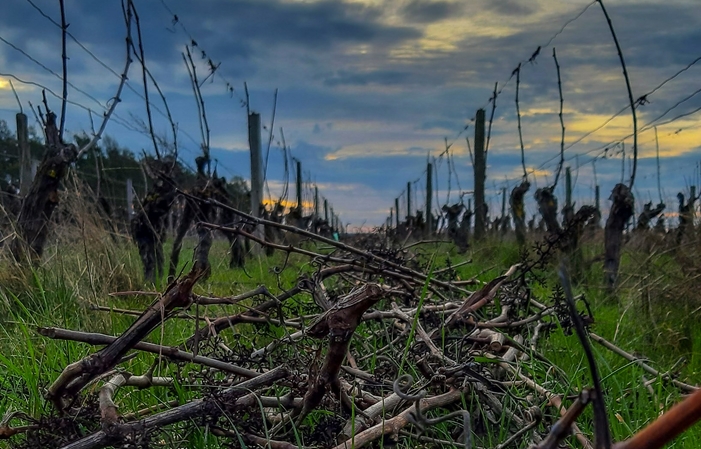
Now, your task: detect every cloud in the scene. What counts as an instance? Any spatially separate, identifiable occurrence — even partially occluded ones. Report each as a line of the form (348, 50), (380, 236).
(324, 69), (412, 87)
(482, 0), (537, 17)
(1, 0), (700, 227)
(399, 1), (464, 23)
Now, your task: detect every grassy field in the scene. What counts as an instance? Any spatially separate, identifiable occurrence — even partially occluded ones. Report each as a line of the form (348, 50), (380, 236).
(1, 229), (701, 448)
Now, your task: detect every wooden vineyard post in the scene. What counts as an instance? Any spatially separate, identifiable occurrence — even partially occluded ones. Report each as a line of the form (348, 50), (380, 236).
(474, 109), (486, 240)
(16, 112), (31, 196)
(690, 185), (696, 227)
(426, 162), (433, 237)
(395, 198), (400, 228)
(296, 159), (302, 213)
(248, 111), (264, 250)
(314, 186), (319, 219)
(248, 112), (263, 218)
(594, 185), (601, 227)
(407, 181), (412, 221)
(500, 186), (507, 235)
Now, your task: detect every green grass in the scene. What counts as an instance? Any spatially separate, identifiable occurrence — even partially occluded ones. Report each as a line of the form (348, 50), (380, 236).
(2, 232), (701, 448)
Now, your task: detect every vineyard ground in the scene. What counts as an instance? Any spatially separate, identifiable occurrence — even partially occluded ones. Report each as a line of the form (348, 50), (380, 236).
(1, 232), (701, 448)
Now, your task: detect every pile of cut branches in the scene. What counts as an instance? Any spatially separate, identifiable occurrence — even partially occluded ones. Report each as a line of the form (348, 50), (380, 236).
(2, 212), (700, 449)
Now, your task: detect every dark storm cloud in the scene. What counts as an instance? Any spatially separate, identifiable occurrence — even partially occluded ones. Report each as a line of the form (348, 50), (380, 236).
(177, 0), (420, 51)
(400, 1), (464, 23)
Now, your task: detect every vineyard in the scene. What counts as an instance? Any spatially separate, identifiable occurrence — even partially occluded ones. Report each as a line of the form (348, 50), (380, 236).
(2, 0), (701, 448)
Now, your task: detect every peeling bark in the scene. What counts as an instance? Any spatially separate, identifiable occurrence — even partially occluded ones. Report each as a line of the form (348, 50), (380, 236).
(534, 187), (561, 236)
(604, 184), (634, 288)
(11, 113), (77, 262)
(510, 181), (530, 247)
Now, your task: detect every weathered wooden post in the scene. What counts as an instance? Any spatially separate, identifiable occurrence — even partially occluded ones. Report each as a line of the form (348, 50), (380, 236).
(690, 186), (697, 226)
(474, 109), (486, 240)
(16, 112), (31, 196)
(594, 184), (601, 228)
(296, 159), (302, 213)
(314, 185), (319, 219)
(248, 112), (263, 218)
(501, 188), (506, 218)
(248, 111), (264, 251)
(324, 198), (329, 223)
(407, 181), (412, 220)
(426, 162), (433, 236)
(395, 198), (400, 228)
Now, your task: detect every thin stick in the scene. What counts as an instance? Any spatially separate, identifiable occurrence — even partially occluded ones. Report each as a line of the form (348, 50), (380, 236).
(76, 5), (133, 158)
(552, 48), (566, 189)
(263, 88), (278, 180)
(8, 80), (22, 113)
(466, 136), (474, 167)
(621, 142), (625, 183)
(183, 47), (210, 161)
(58, 0), (68, 141)
(515, 64), (527, 178)
(37, 327), (260, 379)
(589, 333), (697, 393)
(486, 81), (498, 155)
(130, 0), (160, 159)
(597, 0), (638, 189)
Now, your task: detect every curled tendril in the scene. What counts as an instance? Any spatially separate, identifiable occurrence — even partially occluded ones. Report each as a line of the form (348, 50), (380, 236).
(392, 374), (472, 448)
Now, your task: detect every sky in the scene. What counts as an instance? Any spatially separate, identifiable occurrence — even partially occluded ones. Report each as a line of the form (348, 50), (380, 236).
(1, 0), (701, 230)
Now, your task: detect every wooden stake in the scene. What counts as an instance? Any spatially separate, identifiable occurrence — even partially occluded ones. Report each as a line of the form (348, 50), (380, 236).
(474, 109), (487, 239)
(16, 113), (31, 196)
(426, 162), (433, 236)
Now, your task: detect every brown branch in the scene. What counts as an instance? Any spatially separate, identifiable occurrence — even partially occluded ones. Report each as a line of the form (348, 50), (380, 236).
(45, 269), (203, 411)
(613, 386), (701, 449)
(59, 366), (288, 449)
(296, 284), (386, 424)
(37, 326), (260, 378)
